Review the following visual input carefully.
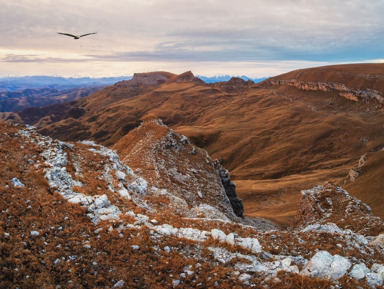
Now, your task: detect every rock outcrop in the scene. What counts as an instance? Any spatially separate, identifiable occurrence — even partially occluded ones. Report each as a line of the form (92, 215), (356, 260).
(215, 161), (244, 217)
(127, 71), (176, 86)
(293, 182), (384, 236)
(346, 154), (367, 182)
(114, 115), (243, 219)
(271, 79), (384, 104)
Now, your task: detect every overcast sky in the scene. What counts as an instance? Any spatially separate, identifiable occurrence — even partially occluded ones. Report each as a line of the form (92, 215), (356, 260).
(1, 0), (383, 77)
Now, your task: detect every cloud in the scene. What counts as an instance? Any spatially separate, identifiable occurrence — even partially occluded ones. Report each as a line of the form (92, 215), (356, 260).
(0, 0), (384, 76)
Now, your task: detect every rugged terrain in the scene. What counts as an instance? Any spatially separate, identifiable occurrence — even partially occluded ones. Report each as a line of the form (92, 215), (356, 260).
(3, 64), (384, 226)
(1, 120), (384, 288)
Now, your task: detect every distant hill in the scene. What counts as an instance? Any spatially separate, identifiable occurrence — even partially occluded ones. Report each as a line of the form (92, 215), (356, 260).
(197, 75), (268, 83)
(0, 86), (102, 112)
(0, 76), (132, 92)
(0, 75), (266, 92)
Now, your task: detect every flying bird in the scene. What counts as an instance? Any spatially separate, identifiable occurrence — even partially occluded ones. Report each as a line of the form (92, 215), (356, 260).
(57, 32), (97, 39)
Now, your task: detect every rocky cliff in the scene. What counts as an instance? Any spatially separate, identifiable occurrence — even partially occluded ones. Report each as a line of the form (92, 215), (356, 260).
(270, 79), (384, 104)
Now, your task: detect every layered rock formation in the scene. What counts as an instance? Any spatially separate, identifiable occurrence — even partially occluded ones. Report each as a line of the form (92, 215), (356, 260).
(270, 79), (384, 104)
(124, 71), (176, 86)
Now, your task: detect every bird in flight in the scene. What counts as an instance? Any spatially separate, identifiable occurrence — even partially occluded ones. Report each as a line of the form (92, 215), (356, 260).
(58, 32), (97, 39)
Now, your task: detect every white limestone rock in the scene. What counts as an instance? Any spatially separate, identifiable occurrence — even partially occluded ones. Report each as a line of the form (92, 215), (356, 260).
(129, 177), (148, 195)
(366, 272), (383, 288)
(237, 237), (262, 253)
(30, 231), (40, 237)
(350, 263), (370, 280)
(238, 273), (252, 285)
(117, 188), (131, 200)
(11, 177), (25, 188)
(301, 251), (351, 280)
(211, 229), (227, 242)
(301, 223), (343, 234)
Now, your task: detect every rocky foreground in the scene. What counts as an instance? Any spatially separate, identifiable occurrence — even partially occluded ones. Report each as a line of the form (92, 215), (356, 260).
(1, 120), (384, 288)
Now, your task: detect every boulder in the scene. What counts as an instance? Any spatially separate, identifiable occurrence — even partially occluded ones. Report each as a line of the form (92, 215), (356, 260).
(301, 251), (351, 280)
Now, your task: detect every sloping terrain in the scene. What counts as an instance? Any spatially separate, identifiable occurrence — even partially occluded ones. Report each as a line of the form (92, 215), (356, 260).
(3, 64), (384, 226)
(2, 121), (384, 288)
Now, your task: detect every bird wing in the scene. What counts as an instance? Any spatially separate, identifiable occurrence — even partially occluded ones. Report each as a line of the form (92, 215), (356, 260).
(58, 32), (77, 38)
(79, 32), (97, 38)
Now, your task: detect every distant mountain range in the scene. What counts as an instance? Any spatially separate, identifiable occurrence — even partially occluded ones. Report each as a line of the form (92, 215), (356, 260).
(0, 75), (267, 92)
(0, 76), (131, 92)
(0, 75), (268, 112)
(197, 75), (268, 83)
(0, 87), (101, 112)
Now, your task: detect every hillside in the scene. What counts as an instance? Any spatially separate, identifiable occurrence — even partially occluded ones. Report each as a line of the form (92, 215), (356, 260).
(3, 64), (384, 226)
(2, 120), (384, 288)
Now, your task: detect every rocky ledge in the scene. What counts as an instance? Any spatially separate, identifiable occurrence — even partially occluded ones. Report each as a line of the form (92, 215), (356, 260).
(271, 79), (384, 104)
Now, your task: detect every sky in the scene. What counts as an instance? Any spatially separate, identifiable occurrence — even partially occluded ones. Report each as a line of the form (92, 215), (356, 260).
(1, 0), (384, 78)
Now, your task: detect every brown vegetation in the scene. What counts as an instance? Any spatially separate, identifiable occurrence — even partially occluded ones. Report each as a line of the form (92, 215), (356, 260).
(3, 64), (384, 226)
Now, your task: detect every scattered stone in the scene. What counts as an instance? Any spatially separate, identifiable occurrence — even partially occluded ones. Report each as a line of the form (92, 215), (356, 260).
(150, 219), (158, 225)
(172, 280), (180, 286)
(131, 245), (140, 250)
(30, 231), (40, 237)
(238, 273), (252, 285)
(111, 280), (125, 289)
(11, 178), (25, 188)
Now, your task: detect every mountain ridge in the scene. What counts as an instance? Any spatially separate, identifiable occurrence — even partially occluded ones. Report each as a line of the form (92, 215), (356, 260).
(2, 64), (384, 226)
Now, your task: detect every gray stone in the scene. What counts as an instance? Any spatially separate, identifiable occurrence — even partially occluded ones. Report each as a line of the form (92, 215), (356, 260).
(301, 251), (351, 280)
(211, 229), (227, 242)
(11, 178), (25, 188)
(366, 272), (383, 288)
(111, 280), (125, 289)
(350, 263), (369, 280)
(30, 231), (40, 237)
(238, 273), (252, 285)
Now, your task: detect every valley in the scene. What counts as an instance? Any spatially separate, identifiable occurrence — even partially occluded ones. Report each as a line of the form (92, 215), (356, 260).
(3, 64), (384, 226)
